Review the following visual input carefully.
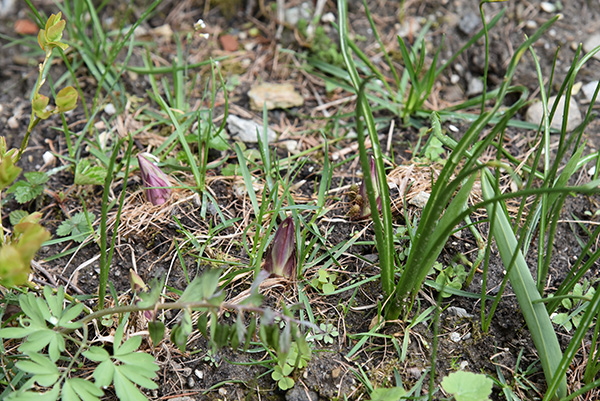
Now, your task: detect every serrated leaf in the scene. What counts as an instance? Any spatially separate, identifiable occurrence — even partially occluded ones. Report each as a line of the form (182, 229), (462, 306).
(25, 172), (50, 186)
(83, 346), (110, 362)
(9, 210), (29, 226)
(441, 371), (493, 401)
(74, 159), (107, 186)
(56, 212), (95, 243)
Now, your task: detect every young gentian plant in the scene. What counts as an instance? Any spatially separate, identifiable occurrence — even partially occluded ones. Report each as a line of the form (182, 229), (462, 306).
(264, 217), (296, 278)
(137, 152), (172, 205)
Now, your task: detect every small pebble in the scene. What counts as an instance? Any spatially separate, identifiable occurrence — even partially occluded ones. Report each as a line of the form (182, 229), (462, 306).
(42, 151), (56, 166)
(525, 20), (538, 30)
(450, 74), (460, 84)
(540, 2), (556, 13)
(186, 376), (194, 388)
(104, 103), (116, 115)
(450, 332), (462, 342)
(583, 34), (600, 61)
(582, 81), (600, 104)
(8, 116), (18, 129)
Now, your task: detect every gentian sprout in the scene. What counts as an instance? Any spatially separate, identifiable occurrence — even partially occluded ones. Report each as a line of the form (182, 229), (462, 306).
(263, 217), (296, 278)
(137, 153), (172, 206)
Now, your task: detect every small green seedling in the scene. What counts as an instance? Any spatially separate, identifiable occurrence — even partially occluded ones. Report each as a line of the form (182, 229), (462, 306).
(308, 323), (339, 344)
(311, 268), (338, 294)
(6, 171), (49, 204)
(56, 211), (96, 243)
(551, 279), (596, 332)
(433, 262), (468, 298)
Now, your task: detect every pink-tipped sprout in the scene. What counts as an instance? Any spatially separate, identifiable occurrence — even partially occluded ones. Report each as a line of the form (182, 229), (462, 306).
(137, 153), (172, 206)
(263, 217), (296, 278)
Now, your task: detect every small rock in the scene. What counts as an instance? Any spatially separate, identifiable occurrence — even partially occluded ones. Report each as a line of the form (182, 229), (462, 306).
(450, 74), (460, 84)
(467, 77), (484, 97)
(364, 254), (379, 263)
(447, 306), (473, 318)
(540, 2), (557, 13)
(321, 12), (335, 23)
(285, 2), (313, 25)
(582, 81), (600, 104)
(227, 114), (277, 143)
(186, 376), (194, 388)
(7, 116), (18, 129)
(410, 191), (430, 208)
(331, 367), (342, 379)
(449, 332), (462, 342)
(525, 95), (582, 132)
(248, 83), (304, 111)
(458, 11), (480, 35)
(459, 361), (469, 369)
(286, 385), (319, 401)
(104, 103), (116, 115)
(583, 33), (600, 61)
(282, 139), (299, 154)
(525, 20), (538, 30)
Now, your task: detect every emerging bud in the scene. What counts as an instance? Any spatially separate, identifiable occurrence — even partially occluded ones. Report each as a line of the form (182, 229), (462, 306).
(356, 156), (381, 219)
(263, 217), (296, 278)
(37, 12), (68, 51)
(129, 269), (147, 293)
(137, 153), (172, 205)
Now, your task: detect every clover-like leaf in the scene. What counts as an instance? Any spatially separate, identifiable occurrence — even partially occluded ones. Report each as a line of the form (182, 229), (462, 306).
(38, 13), (68, 51)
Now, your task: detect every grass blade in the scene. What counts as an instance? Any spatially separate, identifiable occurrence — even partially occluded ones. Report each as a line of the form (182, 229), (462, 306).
(481, 168), (566, 400)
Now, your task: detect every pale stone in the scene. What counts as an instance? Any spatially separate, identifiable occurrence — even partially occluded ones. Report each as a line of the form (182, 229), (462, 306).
(227, 115), (277, 143)
(525, 95), (582, 132)
(582, 81), (600, 104)
(583, 33), (600, 61)
(248, 83), (304, 111)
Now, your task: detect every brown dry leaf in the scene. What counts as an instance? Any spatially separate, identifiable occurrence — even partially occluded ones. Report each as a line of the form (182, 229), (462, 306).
(219, 34), (238, 51)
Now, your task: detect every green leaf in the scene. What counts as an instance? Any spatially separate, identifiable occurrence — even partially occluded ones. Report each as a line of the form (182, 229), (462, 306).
(56, 212), (95, 243)
(16, 352), (59, 387)
(66, 378), (103, 401)
(179, 269), (222, 304)
(92, 359), (114, 388)
(55, 86), (78, 113)
(148, 320), (165, 347)
(441, 371), (492, 401)
(170, 310), (192, 352)
(0, 327), (29, 339)
(74, 159), (107, 186)
(112, 352), (157, 368)
(83, 346), (110, 362)
(113, 335), (142, 356)
(116, 364), (158, 389)
(113, 368), (148, 401)
(368, 386), (407, 401)
(9, 210), (29, 226)
(482, 169), (567, 399)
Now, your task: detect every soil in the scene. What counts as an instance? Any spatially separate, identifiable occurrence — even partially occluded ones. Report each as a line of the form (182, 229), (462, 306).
(1, 1), (600, 400)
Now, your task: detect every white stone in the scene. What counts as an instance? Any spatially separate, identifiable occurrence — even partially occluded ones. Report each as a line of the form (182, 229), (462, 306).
(104, 103), (116, 115)
(583, 33), (600, 61)
(540, 2), (556, 13)
(467, 77), (484, 97)
(409, 191), (430, 208)
(7, 116), (18, 129)
(450, 332), (462, 342)
(42, 151), (56, 166)
(227, 115), (277, 143)
(582, 81), (600, 104)
(525, 95), (582, 132)
(284, 2), (312, 25)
